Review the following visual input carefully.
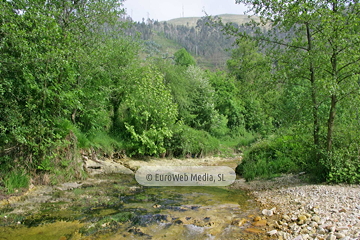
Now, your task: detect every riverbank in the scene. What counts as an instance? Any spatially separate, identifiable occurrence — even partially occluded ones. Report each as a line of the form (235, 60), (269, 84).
(232, 174), (360, 240)
(99, 156), (360, 239)
(1, 157), (359, 239)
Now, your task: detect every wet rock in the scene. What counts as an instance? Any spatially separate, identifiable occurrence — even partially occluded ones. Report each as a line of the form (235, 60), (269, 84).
(253, 219), (267, 227)
(184, 224), (205, 234)
(231, 218), (247, 226)
(253, 216), (261, 222)
(244, 228), (264, 234)
(56, 182), (82, 191)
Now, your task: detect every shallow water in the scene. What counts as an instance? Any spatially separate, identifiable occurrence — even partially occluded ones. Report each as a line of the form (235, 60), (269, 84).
(0, 174), (269, 239)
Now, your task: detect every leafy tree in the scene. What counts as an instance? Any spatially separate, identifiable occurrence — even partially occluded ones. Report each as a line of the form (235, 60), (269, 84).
(0, 0), (127, 173)
(119, 66), (178, 156)
(174, 48), (196, 67)
(207, 71), (245, 134)
(229, 0), (360, 181)
(156, 59), (194, 124)
(226, 39), (276, 134)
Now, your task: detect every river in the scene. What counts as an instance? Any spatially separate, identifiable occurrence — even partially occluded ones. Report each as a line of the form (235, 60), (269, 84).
(0, 158), (274, 239)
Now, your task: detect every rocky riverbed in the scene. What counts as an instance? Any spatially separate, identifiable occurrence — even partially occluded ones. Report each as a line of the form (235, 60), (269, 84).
(94, 157), (360, 240)
(1, 157), (359, 240)
(232, 175), (360, 240)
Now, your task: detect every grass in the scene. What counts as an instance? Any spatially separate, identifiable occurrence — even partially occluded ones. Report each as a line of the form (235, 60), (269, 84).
(4, 170), (29, 194)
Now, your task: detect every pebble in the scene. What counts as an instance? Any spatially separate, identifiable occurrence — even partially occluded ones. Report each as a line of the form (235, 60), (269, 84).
(318, 228), (327, 234)
(253, 216), (261, 221)
(267, 229), (277, 236)
(336, 226), (349, 231)
(327, 234), (336, 240)
(283, 214), (291, 221)
(248, 183), (360, 239)
(334, 233), (345, 239)
(312, 215), (321, 223)
(262, 208), (274, 216)
(253, 219), (267, 227)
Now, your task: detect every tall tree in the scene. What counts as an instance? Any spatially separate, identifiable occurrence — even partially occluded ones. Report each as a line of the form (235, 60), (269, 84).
(226, 0), (360, 166)
(0, 0), (126, 169)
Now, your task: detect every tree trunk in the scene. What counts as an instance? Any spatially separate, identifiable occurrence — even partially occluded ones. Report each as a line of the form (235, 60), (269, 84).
(326, 94), (337, 152)
(306, 22), (321, 161)
(71, 108), (77, 124)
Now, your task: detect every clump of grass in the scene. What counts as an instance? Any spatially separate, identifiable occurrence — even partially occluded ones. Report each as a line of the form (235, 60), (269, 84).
(4, 170), (29, 193)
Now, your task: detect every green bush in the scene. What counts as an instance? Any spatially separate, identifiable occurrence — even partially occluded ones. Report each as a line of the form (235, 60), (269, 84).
(326, 144), (360, 184)
(165, 124), (219, 157)
(236, 134), (306, 181)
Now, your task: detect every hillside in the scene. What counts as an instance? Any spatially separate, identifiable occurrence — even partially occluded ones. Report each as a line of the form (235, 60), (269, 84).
(127, 14), (256, 70)
(164, 14), (259, 27)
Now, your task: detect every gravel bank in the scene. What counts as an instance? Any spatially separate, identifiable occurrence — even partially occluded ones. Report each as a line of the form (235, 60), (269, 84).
(232, 175), (360, 240)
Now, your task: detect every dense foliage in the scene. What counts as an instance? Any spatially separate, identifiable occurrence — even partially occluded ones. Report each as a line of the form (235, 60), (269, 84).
(231, 0), (360, 182)
(1, 0), (359, 192)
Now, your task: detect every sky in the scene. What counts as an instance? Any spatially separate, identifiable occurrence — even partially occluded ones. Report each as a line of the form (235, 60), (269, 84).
(122, 0), (249, 22)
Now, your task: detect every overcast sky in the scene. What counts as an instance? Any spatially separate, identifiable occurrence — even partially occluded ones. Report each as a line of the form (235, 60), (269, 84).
(122, 0), (249, 22)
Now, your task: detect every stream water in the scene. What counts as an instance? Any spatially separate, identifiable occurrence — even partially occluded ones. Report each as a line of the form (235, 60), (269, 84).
(0, 174), (270, 239)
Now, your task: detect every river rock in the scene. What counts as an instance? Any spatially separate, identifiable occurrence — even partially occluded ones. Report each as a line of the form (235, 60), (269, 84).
(336, 226), (349, 231)
(318, 227), (326, 234)
(85, 159), (134, 175)
(310, 221), (318, 228)
(56, 182), (82, 191)
(267, 230), (277, 236)
(253, 219), (267, 227)
(232, 218), (247, 226)
(244, 228), (264, 234)
(253, 216), (262, 221)
(312, 215), (321, 223)
(334, 233), (346, 239)
(327, 234), (336, 240)
(262, 208), (276, 217)
(282, 214), (291, 221)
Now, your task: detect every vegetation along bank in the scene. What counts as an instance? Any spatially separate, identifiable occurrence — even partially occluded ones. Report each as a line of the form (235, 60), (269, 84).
(1, 0), (360, 195)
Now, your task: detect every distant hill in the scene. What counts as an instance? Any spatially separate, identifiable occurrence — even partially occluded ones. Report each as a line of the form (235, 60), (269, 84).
(164, 14), (259, 27)
(126, 14), (257, 70)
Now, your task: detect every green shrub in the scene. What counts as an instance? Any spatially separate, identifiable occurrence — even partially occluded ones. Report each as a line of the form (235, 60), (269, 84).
(236, 134), (306, 181)
(326, 144), (360, 184)
(165, 124), (219, 157)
